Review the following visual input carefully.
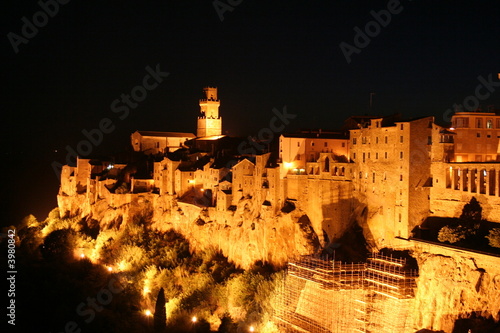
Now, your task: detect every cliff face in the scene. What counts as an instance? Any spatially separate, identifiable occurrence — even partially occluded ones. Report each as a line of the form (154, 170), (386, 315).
(58, 193), (500, 331)
(58, 193), (320, 269)
(412, 244), (500, 332)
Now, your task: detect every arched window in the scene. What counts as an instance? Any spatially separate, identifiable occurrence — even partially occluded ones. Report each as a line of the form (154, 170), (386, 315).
(324, 157), (330, 172)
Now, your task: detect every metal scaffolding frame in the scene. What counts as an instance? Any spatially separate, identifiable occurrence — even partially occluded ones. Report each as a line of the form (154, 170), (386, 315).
(274, 253), (418, 333)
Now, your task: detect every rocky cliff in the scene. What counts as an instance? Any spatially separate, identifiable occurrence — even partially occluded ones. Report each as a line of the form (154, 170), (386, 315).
(412, 242), (500, 332)
(57, 192), (500, 331)
(57, 192), (321, 269)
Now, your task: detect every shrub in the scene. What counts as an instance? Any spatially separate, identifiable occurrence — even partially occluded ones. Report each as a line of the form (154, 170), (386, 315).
(486, 228), (500, 248)
(437, 225), (469, 244)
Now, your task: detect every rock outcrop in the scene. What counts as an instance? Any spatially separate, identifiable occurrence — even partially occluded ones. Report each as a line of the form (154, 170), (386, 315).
(58, 193), (320, 269)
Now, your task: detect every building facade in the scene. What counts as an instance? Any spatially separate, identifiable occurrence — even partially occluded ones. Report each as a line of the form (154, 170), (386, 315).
(197, 87), (222, 138)
(450, 110), (500, 162)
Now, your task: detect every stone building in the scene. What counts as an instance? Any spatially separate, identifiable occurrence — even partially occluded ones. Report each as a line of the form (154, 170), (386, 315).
(450, 110), (500, 162)
(130, 130), (195, 155)
(58, 87), (500, 250)
(197, 87), (223, 138)
(279, 130), (349, 174)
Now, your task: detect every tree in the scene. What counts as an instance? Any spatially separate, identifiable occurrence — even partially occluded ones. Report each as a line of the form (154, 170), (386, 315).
(437, 225), (469, 244)
(460, 197), (482, 223)
(40, 229), (76, 261)
(154, 287), (167, 332)
(486, 228), (500, 248)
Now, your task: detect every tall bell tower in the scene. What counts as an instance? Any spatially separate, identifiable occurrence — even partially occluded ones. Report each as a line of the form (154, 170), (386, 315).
(197, 87), (222, 137)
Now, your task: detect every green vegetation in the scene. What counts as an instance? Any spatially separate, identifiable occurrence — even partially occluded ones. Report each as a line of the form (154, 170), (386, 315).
(437, 225), (474, 244)
(11, 208), (283, 332)
(486, 228), (500, 249)
(436, 197), (500, 253)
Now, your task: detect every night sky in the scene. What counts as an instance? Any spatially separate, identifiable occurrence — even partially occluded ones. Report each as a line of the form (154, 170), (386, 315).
(3, 0), (500, 225)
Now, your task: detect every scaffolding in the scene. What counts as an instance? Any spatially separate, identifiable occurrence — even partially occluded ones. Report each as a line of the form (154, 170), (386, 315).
(274, 253), (418, 333)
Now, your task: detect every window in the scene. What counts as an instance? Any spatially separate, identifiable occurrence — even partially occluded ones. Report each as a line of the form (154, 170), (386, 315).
(400, 151), (403, 159)
(400, 174), (403, 181)
(477, 133), (481, 138)
(353, 138), (357, 145)
(297, 142), (300, 147)
(342, 142), (345, 147)
(372, 172), (375, 183)
(497, 119), (500, 128)
(363, 153), (366, 163)
(311, 142), (315, 146)
(400, 124), (404, 130)
(487, 119), (493, 128)
(385, 152), (388, 159)
(368, 152), (371, 159)
(476, 118), (483, 128)
(376, 152), (379, 159)
(353, 153), (356, 159)
(456, 117), (469, 128)
(324, 142), (328, 147)
(385, 136), (388, 144)
(376, 137), (379, 144)
(400, 136), (404, 143)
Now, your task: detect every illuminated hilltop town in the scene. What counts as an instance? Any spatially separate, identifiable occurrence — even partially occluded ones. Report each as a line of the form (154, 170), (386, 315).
(59, 87), (500, 249)
(56, 87), (500, 332)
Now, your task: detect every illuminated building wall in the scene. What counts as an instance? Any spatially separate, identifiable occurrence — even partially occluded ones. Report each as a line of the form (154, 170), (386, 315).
(197, 87), (222, 138)
(451, 111), (500, 162)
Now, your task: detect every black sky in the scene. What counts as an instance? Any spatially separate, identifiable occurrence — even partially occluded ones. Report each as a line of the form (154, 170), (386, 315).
(2, 0), (500, 225)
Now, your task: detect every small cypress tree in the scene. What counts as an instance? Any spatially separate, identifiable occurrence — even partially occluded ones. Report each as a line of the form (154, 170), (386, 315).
(154, 288), (167, 332)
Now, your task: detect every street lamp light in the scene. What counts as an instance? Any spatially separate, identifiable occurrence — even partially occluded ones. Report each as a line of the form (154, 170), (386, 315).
(249, 325), (255, 332)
